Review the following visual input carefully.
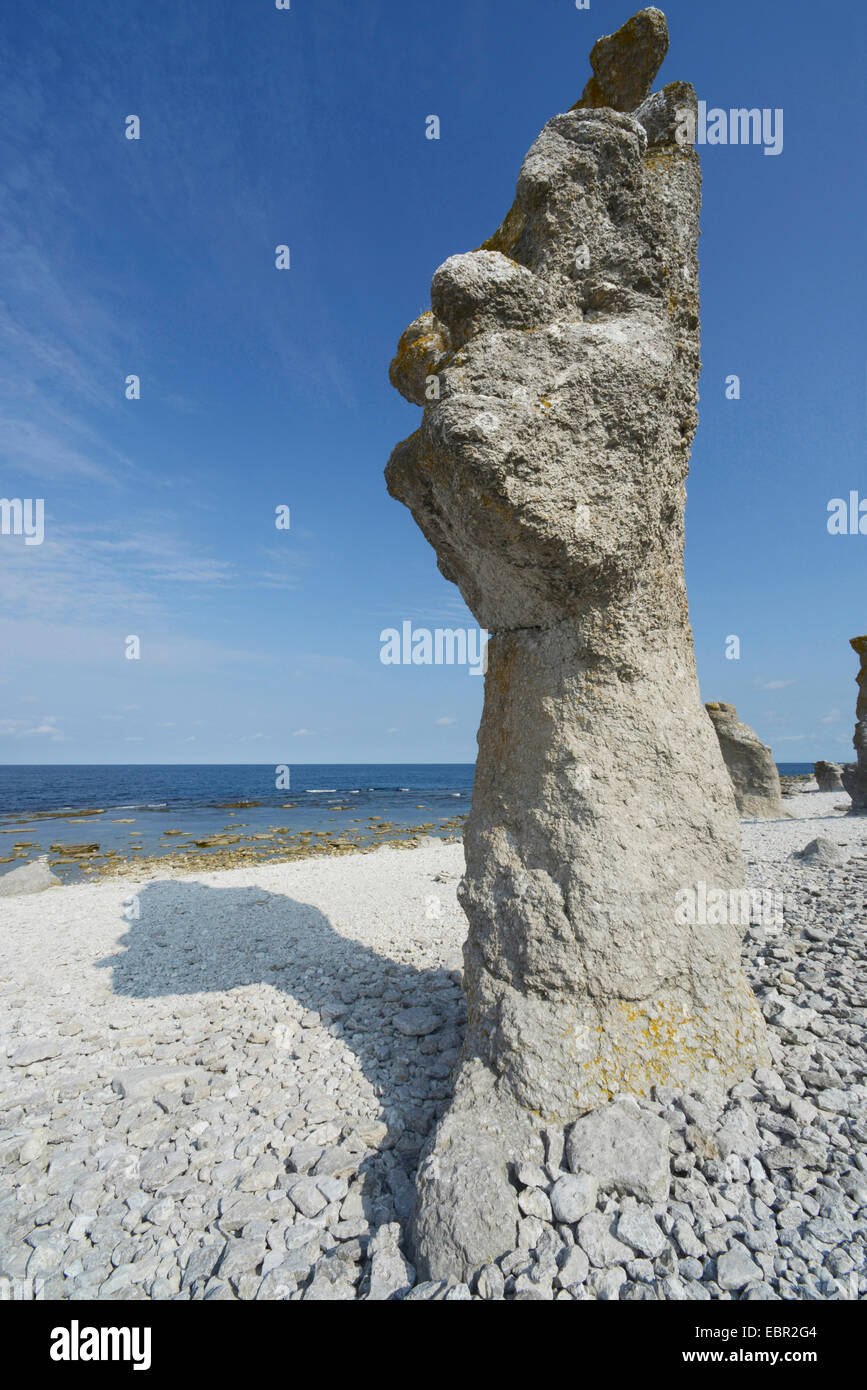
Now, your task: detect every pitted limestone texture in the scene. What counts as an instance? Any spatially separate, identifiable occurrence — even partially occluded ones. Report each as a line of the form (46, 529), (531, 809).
(386, 9), (769, 1280)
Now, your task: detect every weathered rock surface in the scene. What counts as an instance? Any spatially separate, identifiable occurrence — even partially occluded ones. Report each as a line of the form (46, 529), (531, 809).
(411, 1068), (532, 1281)
(550, 1172), (597, 1224)
(0, 856), (60, 898)
(386, 10), (768, 1279)
(814, 761), (844, 793)
(716, 1243), (762, 1292)
(842, 636), (867, 812)
(795, 837), (847, 867)
(573, 7), (670, 113)
(705, 703), (787, 819)
(566, 1099), (671, 1203)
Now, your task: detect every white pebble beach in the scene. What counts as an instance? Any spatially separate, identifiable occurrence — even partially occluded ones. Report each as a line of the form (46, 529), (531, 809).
(0, 785), (864, 1301)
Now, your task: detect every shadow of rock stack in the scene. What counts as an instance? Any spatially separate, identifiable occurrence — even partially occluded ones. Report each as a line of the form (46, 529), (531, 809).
(386, 7), (769, 1281)
(842, 635), (867, 813)
(704, 703), (788, 820)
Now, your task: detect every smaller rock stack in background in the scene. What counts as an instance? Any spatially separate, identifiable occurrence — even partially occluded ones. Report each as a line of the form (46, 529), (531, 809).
(842, 636), (867, 813)
(814, 762), (845, 793)
(705, 703), (787, 820)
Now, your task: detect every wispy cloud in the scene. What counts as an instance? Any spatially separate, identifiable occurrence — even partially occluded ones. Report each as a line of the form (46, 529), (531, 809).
(0, 216), (145, 487)
(0, 714), (65, 741)
(90, 532), (236, 587)
(0, 411), (129, 484)
(370, 594), (478, 624)
(253, 544), (311, 591)
(0, 615), (270, 675)
(0, 519), (237, 630)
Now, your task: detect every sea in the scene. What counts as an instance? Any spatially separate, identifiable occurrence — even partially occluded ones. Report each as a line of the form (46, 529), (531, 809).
(0, 761), (815, 881)
(0, 764), (475, 878)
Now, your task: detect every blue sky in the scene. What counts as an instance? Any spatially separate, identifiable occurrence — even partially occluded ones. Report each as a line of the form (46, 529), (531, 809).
(0, 0), (863, 765)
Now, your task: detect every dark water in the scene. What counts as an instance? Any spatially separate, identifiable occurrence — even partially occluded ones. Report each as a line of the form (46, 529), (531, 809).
(0, 764), (475, 817)
(0, 765), (474, 877)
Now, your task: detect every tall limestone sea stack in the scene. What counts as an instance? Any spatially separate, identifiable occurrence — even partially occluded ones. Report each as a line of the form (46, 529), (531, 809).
(843, 635), (867, 813)
(386, 9), (769, 1280)
(705, 702), (787, 819)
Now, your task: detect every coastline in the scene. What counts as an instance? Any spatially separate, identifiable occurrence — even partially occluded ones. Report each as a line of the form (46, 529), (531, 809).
(0, 765), (820, 887)
(0, 764), (474, 884)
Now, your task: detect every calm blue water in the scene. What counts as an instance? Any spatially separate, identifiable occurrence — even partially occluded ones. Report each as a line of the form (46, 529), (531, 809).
(0, 765), (474, 877)
(0, 760), (816, 817)
(0, 764), (475, 818)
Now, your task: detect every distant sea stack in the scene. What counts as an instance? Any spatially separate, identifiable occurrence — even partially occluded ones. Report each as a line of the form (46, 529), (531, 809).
(387, 8), (769, 1281)
(705, 702), (787, 819)
(814, 760), (844, 793)
(842, 635), (867, 813)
